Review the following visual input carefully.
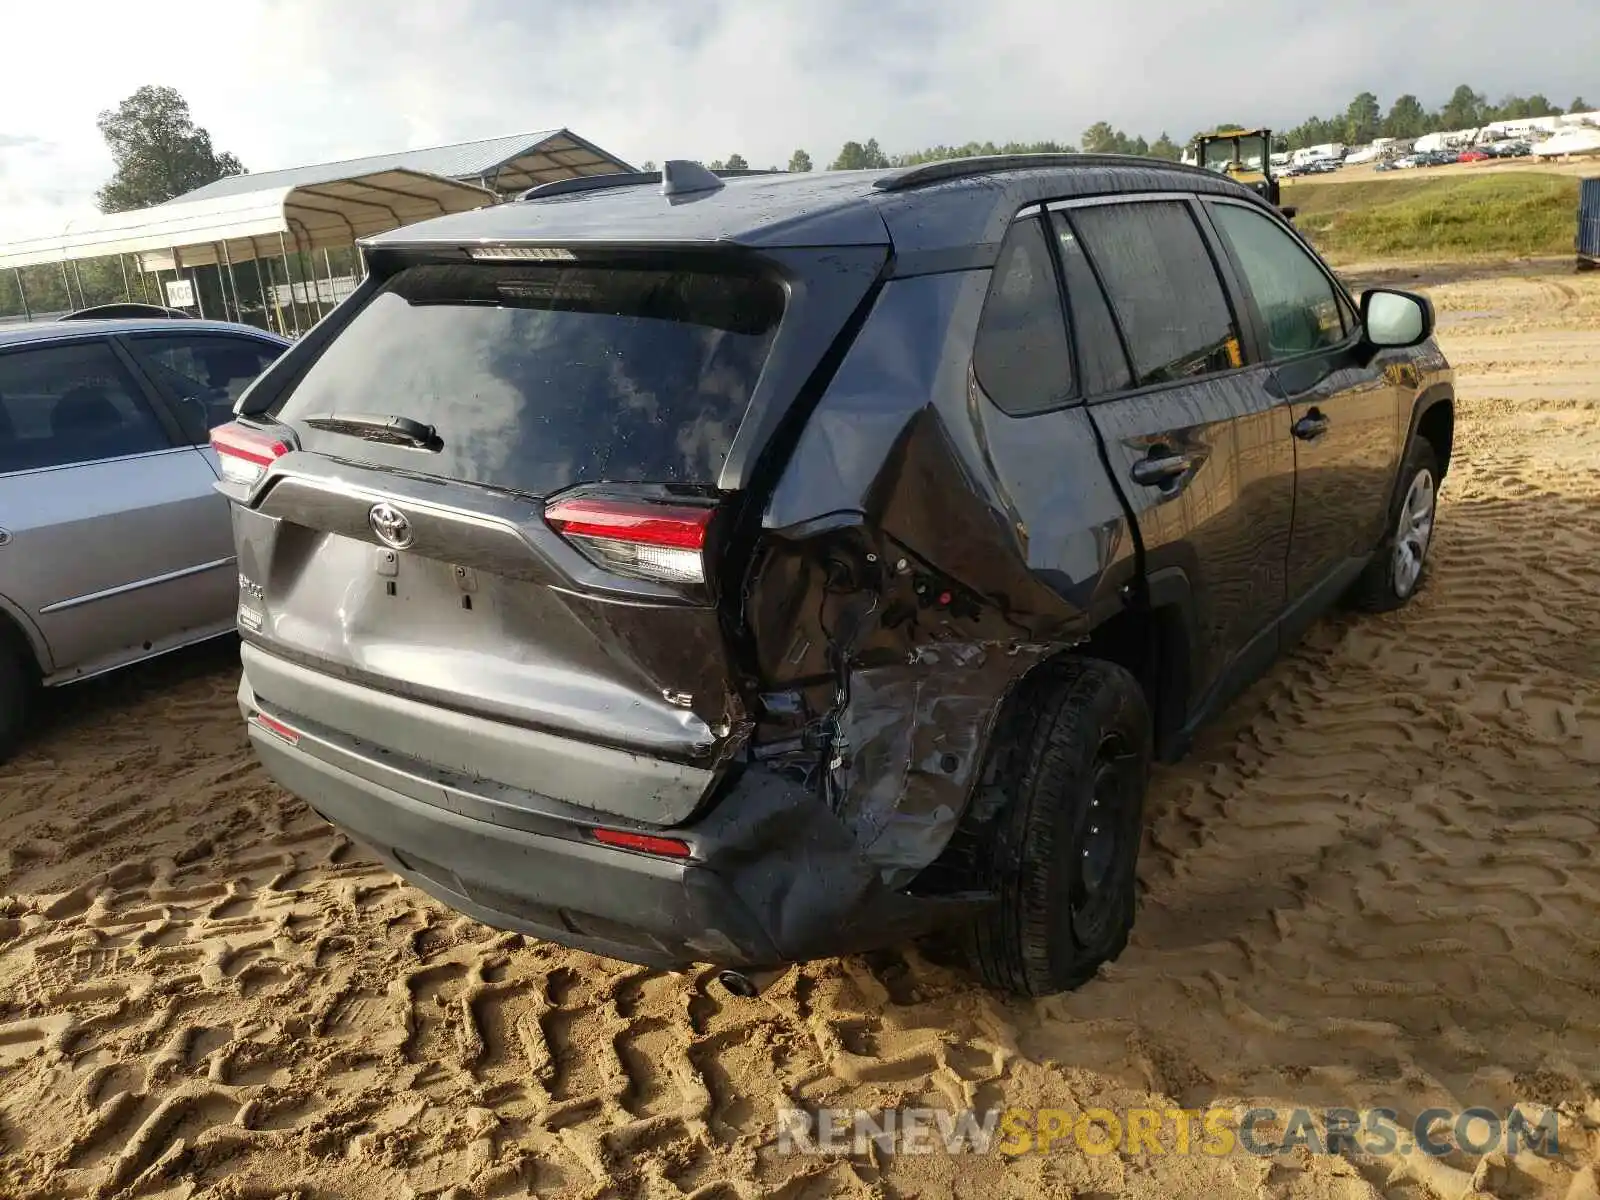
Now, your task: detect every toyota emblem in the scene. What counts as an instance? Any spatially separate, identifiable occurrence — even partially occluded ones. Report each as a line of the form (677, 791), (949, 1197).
(369, 502), (414, 549)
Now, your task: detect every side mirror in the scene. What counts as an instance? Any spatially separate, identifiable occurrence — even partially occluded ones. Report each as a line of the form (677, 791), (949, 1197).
(1360, 287), (1434, 349)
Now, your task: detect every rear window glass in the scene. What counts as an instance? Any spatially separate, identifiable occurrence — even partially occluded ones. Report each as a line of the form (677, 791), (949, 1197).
(273, 262), (785, 496)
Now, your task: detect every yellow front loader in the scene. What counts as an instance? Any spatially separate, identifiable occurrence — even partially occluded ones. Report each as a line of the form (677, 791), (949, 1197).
(1194, 128), (1282, 209)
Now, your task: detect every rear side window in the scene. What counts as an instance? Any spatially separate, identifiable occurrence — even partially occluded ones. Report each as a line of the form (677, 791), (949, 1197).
(1070, 201), (1243, 388)
(127, 334), (284, 443)
(0, 341), (170, 474)
(1208, 204), (1347, 358)
(1049, 215), (1133, 396)
(973, 217), (1073, 415)
(273, 262), (785, 496)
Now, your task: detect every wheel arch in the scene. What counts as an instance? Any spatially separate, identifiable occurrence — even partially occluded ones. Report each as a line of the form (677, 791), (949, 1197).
(912, 570), (1196, 898)
(0, 593), (48, 679)
(1409, 384), (1455, 480)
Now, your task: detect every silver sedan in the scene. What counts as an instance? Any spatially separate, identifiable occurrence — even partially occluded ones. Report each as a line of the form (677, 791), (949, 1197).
(0, 318), (289, 759)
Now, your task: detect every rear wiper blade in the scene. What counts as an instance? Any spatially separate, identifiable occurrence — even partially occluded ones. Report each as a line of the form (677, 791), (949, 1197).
(300, 412), (442, 450)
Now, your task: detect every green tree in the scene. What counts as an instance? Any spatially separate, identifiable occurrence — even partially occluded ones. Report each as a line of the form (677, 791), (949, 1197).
(723, 153), (749, 170)
(94, 85), (245, 212)
(1439, 84), (1487, 130)
(1490, 94), (1530, 120)
(1344, 91), (1381, 144)
(1484, 93), (1560, 121)
(1283, 115), (1341, 150)
(1571, 97), (1591, 114)
(1147, 132), (1182, 160)
(787, 148), (813, 172)
(1081, 123), (1146, 155)
(1384, 94), (1429, 138)
(1080, 121), (1119, 152)
(892, 140), (1076, 166)
(830, 139), (890, 170)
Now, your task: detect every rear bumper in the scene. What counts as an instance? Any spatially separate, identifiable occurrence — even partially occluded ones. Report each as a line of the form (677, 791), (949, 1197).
(237, 640), (716, 824)
(240, 670), (981, 971)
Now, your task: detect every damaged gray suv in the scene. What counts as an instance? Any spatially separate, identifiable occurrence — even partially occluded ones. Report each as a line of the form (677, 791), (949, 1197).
(215, 156), (1453, 996)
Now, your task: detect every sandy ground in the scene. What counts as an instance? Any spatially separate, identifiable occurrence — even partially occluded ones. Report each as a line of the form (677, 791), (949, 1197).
(3, 267), (1600, 1200)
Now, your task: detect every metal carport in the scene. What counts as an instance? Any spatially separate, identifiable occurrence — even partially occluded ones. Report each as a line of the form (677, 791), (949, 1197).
(0, 169), (495, 335)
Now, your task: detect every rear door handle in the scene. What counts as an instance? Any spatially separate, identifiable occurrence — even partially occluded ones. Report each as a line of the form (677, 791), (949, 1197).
(1130, 454), (1191, 487)
(1293, 411), (1330, 441)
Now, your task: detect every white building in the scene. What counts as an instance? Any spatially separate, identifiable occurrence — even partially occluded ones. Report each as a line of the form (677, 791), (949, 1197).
(1415, 128), (1492, 152)
(1291, 142), (1346, 165)
(1483, 115), (1563, 139)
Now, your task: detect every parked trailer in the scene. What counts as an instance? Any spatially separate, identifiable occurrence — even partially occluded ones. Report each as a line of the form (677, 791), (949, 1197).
(1581, 178), (1600, 270)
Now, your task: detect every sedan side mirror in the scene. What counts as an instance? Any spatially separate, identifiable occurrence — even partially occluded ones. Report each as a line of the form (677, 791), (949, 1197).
(1360, 287), (1434, 349)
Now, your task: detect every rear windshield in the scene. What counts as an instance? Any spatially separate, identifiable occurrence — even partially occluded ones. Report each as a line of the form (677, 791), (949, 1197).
(272, 261), (785, 496)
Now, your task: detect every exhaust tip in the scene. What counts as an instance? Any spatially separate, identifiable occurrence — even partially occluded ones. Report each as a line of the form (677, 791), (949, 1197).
(716, 970), (760, 998)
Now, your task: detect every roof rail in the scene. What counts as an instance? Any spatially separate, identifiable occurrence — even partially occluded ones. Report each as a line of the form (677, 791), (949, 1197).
(520, 166), (790, 203)
(873, 153), (1235, 193)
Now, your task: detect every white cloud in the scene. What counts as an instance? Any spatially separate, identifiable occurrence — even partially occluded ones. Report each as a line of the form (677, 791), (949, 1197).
(1, 0), (1596, 234)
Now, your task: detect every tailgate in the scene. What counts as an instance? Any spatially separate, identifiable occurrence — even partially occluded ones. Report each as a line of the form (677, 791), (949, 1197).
(220, 248), (885, 824)
(231, 457), (743, 823)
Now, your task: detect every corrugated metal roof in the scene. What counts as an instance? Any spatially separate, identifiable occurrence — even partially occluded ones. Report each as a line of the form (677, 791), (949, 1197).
(0, 169), (495, 270)
(167, 129), (633, 204)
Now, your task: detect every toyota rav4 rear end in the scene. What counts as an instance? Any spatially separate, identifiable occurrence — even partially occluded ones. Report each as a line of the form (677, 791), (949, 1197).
(214, 164), (1102, 977)
(219, 171), (909, 970)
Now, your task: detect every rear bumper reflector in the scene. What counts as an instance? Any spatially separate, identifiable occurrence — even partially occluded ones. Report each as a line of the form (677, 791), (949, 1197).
(589, 827), (692, 858)
(249, 712), (301, 746)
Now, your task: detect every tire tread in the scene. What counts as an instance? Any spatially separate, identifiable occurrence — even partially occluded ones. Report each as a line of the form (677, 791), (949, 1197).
(967, 657), (1150, 996)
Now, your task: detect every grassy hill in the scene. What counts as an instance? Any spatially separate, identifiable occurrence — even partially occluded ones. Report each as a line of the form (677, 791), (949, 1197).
(1285, 171), (1581, 262)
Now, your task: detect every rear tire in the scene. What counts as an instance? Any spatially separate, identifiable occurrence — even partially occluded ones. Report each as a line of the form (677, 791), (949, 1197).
(965, 658), (1152, 997)
(0, 644), (31, 765)
(1348, 438), (1440, 613)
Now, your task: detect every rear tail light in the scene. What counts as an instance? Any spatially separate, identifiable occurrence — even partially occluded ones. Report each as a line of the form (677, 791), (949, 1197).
(211, 421), (289, 486)
(589, 827), (691, 858)
(544, 497), (714, 585)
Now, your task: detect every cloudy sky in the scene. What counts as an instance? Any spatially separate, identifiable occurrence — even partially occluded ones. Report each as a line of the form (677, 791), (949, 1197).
(2, 0), (1596, 235)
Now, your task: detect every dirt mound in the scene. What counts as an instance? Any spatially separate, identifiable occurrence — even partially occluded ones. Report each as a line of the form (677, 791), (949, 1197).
(2, 268), (1599, 1198)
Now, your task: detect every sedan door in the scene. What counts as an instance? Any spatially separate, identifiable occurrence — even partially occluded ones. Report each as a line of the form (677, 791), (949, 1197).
(1203, 199), (1407, 630)
(0, 338), (235, 683)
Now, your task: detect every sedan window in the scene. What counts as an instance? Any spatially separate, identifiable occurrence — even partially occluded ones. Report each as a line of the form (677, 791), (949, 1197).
(125, 334), (286, 444)
(0, 341), (171, 474)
